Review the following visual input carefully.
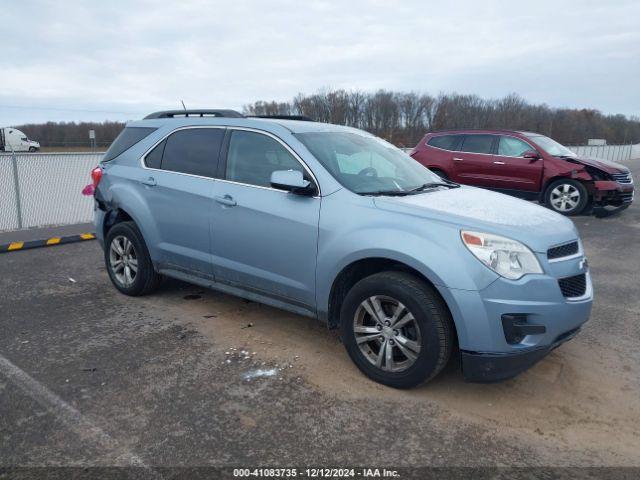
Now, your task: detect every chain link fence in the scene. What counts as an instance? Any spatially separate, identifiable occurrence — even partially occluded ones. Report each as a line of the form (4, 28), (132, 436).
(0, 152), (104, 232)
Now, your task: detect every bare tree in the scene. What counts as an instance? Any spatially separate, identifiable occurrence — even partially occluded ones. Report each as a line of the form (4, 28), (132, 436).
(18, 90), (640, 149)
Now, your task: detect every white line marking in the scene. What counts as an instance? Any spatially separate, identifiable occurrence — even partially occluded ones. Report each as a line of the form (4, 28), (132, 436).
(0, 353), (157, 473)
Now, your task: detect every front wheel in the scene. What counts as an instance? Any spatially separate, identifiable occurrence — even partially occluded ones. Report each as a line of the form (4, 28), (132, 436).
(340, 272), (453, 388)
(544, 179), (588, 215)
(28, 147), (37, 152)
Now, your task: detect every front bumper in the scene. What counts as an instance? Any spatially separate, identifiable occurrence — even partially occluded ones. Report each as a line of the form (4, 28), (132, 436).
(461, 326), (581, 382)
(593, 180), (634, 208)
(436, 251), (592, 382)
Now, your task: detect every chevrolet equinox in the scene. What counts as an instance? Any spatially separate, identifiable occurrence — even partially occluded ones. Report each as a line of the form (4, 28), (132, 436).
(92, 110), (593, 388)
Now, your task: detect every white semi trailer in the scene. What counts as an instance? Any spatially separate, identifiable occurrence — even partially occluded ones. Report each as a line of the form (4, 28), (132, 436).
(0, 127), (40, 152)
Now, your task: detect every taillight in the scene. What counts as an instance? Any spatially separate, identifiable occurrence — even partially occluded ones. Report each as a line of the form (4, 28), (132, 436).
(91, 166), (103, 188)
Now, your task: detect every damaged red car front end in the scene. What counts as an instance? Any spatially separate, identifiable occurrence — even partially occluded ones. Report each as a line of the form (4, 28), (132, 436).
(563, 156), (634, 214)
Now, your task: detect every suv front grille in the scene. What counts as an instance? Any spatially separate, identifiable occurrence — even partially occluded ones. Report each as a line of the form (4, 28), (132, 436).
(547, 241), (579, 260)
(611, 172), (632, 184)
(558, 273), (587, 298)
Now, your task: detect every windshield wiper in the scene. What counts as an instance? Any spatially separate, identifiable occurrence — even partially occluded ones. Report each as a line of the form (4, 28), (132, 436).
(360, 180), (460, 196)
(360, 189), (413, 196)
(408, 182), (460, 193)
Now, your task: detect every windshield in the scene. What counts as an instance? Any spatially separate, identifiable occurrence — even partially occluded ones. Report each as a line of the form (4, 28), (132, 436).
(296, 131), (443, 194)
(525, 134), (576, 157)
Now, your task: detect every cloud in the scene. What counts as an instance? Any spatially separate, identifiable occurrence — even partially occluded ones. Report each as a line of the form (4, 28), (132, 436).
(0, 0), (638, 124)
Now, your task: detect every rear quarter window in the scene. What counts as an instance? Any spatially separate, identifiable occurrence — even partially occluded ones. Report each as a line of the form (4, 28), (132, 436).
(103, 127), (157, 162)
(144, 139), (166, 169)
(427, 135), (460, 151)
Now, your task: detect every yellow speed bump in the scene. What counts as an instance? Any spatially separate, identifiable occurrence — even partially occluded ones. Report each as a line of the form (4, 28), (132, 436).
(1, 233), (96, 254)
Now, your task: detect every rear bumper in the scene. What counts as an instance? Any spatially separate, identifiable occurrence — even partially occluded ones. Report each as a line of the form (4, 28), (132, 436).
(94, 205), (106, 249)
(461, 326), (580, 382)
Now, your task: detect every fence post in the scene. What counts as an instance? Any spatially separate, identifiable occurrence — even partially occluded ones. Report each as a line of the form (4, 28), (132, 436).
(10, 147), (23, 229)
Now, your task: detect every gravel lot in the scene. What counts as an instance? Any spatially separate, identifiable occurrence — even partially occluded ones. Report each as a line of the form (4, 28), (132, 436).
(1, 163), (638, 473)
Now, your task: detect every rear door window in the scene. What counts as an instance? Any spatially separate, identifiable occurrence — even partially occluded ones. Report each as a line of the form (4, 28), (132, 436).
(160, 128), (224, 177)
(497, 136), (534, 157)
(460, 135), (495, 154)
(427, 135), (460, 151)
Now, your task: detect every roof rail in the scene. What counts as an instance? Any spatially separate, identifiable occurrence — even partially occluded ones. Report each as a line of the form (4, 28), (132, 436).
(143, 109), (244, 119)
(249, 115), (315, 122)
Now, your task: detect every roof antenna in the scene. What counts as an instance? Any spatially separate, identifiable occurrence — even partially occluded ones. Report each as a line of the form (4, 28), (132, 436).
(181, 100), (187, 111)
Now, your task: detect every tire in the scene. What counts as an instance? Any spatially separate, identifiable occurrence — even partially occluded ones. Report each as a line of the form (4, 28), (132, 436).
(544, 179), (588, 215)
(28, 147), (37, 153)
(430, 168), (448, 180)
(340, 271), (453, 389)
(104, 221), (161, 296)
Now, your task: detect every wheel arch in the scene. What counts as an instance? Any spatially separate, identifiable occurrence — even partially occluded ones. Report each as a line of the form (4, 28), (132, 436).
(540, 175), (593, 203)
(325, 256), (459, 347)
(102, 207), (134, 238)
(99, 183), (162, 261)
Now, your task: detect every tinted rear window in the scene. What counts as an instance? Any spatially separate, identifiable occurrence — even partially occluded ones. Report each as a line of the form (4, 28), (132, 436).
(460, 135), (494, 154)
(160, 128), (224, 177)
(103, 127), (156, 162)
(427, 135), (460, 151)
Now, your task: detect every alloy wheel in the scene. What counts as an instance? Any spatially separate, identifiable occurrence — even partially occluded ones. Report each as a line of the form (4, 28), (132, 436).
(550, 183), (581, 212)
(109, 235), (138, 287)
(353, 295), (422, 373)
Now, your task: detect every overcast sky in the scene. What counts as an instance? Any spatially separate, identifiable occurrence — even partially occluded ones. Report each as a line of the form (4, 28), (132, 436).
(1, 0), (638, 125)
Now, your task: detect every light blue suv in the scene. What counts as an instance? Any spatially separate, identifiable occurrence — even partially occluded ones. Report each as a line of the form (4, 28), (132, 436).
(93, 110), (592, 388)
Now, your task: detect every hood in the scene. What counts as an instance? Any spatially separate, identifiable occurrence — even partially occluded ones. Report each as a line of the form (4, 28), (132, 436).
(566, 155), (629, 173)
(373, 186), (577, 253)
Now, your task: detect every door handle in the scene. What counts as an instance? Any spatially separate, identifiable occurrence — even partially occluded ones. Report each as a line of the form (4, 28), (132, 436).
(452, 157), (464, 162)
(141, 176), (157, 186)
(214, 194), (237, 207)
(493, 161), (505, 165)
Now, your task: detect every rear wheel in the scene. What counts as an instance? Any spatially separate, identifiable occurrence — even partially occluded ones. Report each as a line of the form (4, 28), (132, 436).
(28, 147), (37, 152)
(544, 179), (588, 215)
(104, 221), (161, 296)
(340, 272), (453, 388)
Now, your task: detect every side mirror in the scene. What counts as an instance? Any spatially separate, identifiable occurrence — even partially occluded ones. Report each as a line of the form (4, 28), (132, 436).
(270, 170), (315, 195)
(522, 150), (540, 160)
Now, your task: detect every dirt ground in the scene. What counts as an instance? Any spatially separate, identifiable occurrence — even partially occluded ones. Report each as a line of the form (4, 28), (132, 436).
(1, 164), (638, 471)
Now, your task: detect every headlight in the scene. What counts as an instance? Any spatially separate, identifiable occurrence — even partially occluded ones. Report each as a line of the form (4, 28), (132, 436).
(461, 230), (543, 280)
